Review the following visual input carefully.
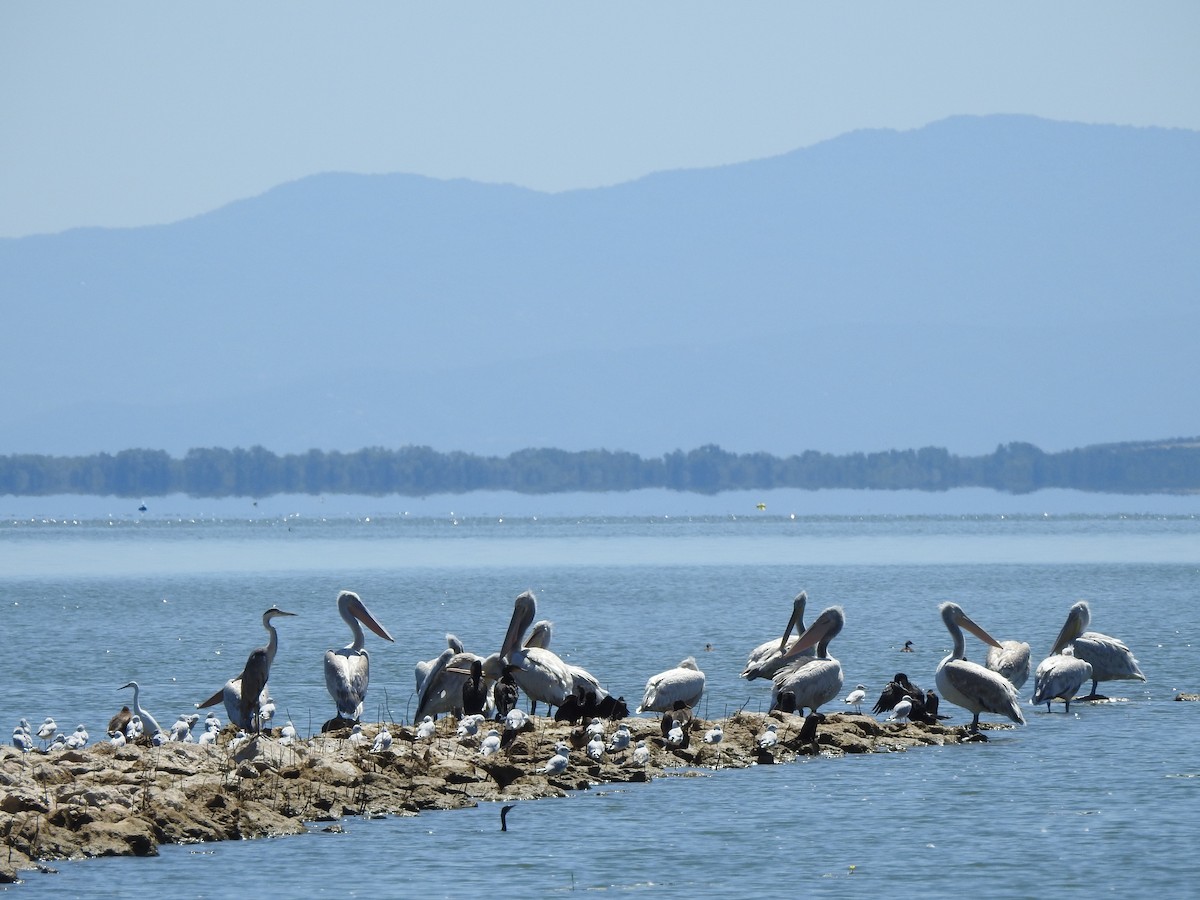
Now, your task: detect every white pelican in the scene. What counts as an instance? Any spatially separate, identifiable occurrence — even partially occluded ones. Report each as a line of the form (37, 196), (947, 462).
(844, 684), (867, 713)
(935, 603), (1025, 732)
(543, 743), (569, 775)
(524, 619), (554, 649)
(414, 645), (489, 721)
(637, 657), (705, 714)
(119, 681), (164, 741)
(632, 740), (650, 766)
(769, 606), (846, 716)
(1050, 600), (1145, 700)
(415, 634), (465, 694)
(741, 591), (812, 680)
(499, 591), (575, 714)
(1031, 647), (1093, 713)
(324, 590), (395, 722)
(986, 639), (1032, 691)
(196, 606), (297, 731)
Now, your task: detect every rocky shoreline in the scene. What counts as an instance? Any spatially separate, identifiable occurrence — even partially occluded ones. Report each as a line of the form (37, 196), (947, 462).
(1, 710), (1000, 884)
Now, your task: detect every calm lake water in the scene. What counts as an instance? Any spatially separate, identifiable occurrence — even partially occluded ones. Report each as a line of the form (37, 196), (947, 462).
(2, 491), (1198, 897)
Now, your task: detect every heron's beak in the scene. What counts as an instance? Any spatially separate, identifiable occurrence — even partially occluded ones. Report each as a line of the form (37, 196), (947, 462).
(954, 610), (1003, 649)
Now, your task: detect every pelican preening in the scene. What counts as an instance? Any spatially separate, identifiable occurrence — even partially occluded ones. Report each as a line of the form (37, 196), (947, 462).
(1050, 601), (1144, 700)
(770, 606), (845, 716)
(637, 657), (706, 714)
(741, 591), (812, 680)
(1031, 647), (1093, 713)
(986, 639), (1032, 692)
(324, 590), (395, 722)
(935, 603), (1025, 733)
(196, 606), (296, 732)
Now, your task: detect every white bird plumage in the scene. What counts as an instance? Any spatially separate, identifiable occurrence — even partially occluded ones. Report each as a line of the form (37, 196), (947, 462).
(637, 657), (705, 714)
(543, 742), (570, 775)
(769, 606), (845, 716)
(1031, 646), (1093, 713)
(371, 727), (392, 753)
(986, 639), (1032, 691)
(480, 728), (502, 757)
(844, 684), (867, 713)
(632, 740), (650, 766)
(742, 591), (813, 680)
(1049, 600), (1144, 700)
(935, 603), (1026, 732)
(325, 590), (395, 722)
(889, 697), (913, 723)
(500, 591), (575, 714)
(119, 681), (164, 741)
(756, 722), (778, 750)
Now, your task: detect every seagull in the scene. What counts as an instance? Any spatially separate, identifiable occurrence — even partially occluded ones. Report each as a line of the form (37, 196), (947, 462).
(228, 730), (250, 753)
(844, 684), (868, 713)
(666, 722), (686, 747)
(586, 735), (605, 760)
(543, 743), (570, 775)
(280, 721), (298, 745)
(66, 724), (89, 749)
(756, 722), (779, 750)
(372, 728), (393, 753)
(704, 724), (723, 745)
(607, 723), (631, 753)
(504, 708), (529, 732)
(108, 730), (126, 748)
(480, 728), (502, 757)
(37, 717), (57, 749)
(889, 697), (913, 724)
(416, 716), (437, 740)
(632, 740), (651, 766)
(585, 717), (606, 740)
(347, 724), (366, 745)
(204, 711), (222, 732)
(456, 714), (485, 739)
(12, 728), (33, 753)
(125, 715), (143, 741)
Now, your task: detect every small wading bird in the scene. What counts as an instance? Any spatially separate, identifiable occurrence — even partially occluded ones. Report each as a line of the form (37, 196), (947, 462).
(324, 590), (394, 724)
(119, 682), (164, 743)
(1048, 600), (1144, 700)
(196, 607), (297, 731)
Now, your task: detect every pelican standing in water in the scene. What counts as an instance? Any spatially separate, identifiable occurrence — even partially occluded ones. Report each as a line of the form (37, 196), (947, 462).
(767, 605), (846, 716)
(119, 681), (164, 742)
(741, 591), (812, 680)
(499, 591), (575, 714)
(1049, 600), (1144, 700)
(935, 603), (1025, 733)
(196, 606), (297, 731)
(324, 590), (395, 722)
(1031, 646), (1093, 713)
(636, 657), (705, 714)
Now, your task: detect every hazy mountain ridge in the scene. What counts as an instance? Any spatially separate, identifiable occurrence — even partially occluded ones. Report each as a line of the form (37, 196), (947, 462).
(4, 115), (1198, 457)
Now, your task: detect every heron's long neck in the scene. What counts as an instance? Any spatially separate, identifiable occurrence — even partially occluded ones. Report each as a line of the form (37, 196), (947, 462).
(266, 623), (279, 663)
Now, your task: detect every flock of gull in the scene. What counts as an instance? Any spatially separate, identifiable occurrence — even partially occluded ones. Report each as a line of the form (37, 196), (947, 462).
(8, 588), (1145, 766)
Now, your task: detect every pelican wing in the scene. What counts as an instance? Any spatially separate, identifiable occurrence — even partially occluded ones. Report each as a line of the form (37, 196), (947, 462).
(939, 658), (1025, 724)
(637, 658), (705, 713)
(1032, 653), (1093, 706)
(325, 648), (370, 720)
(986, 640), (1032, 691)
(1073, 631), (1145, 682)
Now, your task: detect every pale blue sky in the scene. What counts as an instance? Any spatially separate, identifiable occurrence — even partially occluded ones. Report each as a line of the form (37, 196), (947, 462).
(2, 2), (1197, 237)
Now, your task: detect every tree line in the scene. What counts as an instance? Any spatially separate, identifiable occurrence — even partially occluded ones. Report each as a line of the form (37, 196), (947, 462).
(1, 439), (1197, 499)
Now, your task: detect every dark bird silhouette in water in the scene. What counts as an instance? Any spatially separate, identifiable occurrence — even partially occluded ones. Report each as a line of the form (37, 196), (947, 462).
(500, 804), (514, 831)
(493, 669), (519, 719)
(462, 659), (488, 716)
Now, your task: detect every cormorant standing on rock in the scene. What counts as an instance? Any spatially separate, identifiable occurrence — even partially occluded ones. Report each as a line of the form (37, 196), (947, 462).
(462, 659), (487, 716)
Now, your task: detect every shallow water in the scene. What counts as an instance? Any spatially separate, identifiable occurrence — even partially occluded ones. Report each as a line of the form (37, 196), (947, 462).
(2, 506), (1198, 896)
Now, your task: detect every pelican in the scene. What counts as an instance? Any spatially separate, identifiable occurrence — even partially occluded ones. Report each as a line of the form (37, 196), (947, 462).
(415, 634), (466, 694)
(523, 619), (554, 649)
(986, 638), (1032, 691)
(499, 591), (575, 714)
(413, 644), (488, 721)
(324, 590), (395, 722)
(1031, 647), (1093, 713)
(741, 591), (812, 680)
(1050, 600), (1145, 700)
(196, 606), (297, 731)
(769, 606), (846, 716)
(844, 684), (867, 713)
(119, 682), (164, 741)
(637, 657), (705, 714)
(935, 603), (1025, 733)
